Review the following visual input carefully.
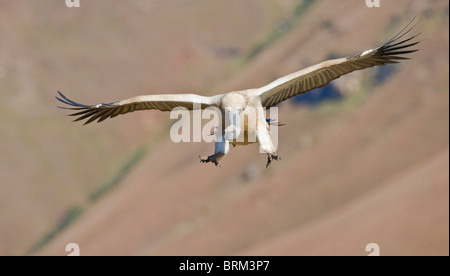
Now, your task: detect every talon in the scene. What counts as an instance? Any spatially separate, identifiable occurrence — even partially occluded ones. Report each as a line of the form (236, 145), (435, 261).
(266, 154), (281, 168)
(199, 155), (221, 167)
(199, 155), (209, 163)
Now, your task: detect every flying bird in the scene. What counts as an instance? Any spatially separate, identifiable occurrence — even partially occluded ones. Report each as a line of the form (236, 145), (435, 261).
(57, 19), (420, 168)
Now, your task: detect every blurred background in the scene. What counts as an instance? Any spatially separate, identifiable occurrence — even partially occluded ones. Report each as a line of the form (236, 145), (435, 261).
(0, 0), (448, 256)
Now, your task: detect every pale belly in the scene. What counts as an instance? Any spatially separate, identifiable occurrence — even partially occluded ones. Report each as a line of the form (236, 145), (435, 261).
(231, 107), (261, 146)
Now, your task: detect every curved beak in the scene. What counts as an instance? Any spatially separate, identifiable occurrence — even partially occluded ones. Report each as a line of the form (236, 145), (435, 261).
(224, 109), (241, 141)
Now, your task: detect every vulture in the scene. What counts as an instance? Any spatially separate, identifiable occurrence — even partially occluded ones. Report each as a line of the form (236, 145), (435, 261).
(57, 19), (420, 168)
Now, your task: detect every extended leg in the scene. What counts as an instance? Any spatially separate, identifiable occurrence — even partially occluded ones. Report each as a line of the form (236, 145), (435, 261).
(257, 124), (281, 168)
(199, 139), (229, 168)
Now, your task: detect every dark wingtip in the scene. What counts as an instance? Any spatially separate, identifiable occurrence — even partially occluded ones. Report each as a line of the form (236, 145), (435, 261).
(378, 18), (422, 63)
(56, 91), (95, 125)
(56, 90), (68, 107)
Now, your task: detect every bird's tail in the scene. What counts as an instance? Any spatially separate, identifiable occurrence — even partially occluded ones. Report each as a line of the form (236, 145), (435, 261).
(266, 118), (285, 126)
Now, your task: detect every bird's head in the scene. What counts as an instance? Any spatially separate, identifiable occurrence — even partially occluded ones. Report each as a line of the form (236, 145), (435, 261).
(221, 93), (248, 141)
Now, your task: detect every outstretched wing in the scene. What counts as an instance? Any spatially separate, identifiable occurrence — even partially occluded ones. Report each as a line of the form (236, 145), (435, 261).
(255, 18), (421, 108)
(56, 91), (222, 125)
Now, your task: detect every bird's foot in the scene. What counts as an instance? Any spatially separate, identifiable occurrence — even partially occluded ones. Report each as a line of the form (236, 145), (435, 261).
(199, 155), (221, 168)
(266, 154), (281, 168)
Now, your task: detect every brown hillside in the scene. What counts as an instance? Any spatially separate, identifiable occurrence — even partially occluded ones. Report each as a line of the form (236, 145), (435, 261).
(0, 0), (448, 256)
